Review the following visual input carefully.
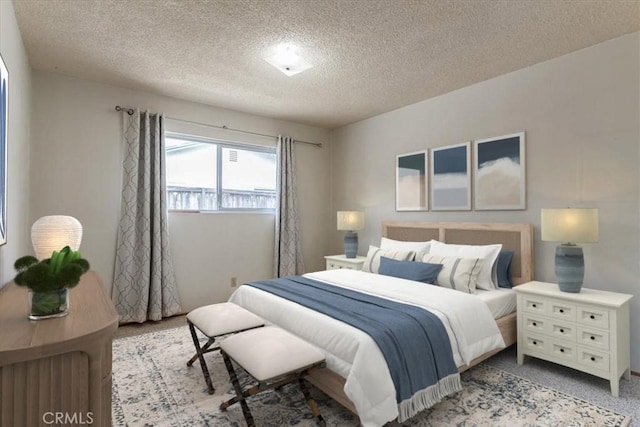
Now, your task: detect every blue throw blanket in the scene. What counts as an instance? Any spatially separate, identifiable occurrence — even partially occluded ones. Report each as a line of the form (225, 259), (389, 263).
(247, 276), (461, 412)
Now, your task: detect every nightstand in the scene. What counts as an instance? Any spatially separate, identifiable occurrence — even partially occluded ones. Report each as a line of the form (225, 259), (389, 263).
(514, 281), (633, 396)
(324, 255), (366, 271)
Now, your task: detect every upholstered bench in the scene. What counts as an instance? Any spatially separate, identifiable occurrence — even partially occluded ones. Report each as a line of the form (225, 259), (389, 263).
(187, 302), (265, 394)
(219, 326), (327, 427)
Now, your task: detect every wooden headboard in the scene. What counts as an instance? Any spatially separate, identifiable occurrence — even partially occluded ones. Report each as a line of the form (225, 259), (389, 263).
(382, 221), (533, 285)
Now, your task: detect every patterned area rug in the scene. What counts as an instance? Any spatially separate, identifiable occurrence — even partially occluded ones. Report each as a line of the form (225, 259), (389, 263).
(112, 325), (630, 427)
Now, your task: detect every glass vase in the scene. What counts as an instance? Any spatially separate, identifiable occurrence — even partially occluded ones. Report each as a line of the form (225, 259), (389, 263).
(28, 288), (69, 320)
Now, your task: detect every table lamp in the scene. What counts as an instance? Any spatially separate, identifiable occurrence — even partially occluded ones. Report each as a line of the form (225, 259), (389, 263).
(31, 215), (83, 260)
(541, 208), (598, 293)
(337, 211), (364, 258)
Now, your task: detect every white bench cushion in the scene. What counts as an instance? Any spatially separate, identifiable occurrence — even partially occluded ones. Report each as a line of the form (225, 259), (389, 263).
(187, 302), (264, 337)
(220, 326), (325, 382)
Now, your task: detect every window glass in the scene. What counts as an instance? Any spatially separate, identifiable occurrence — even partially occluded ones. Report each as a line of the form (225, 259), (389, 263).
(166, 137), (217, 210)
(221, 147), (277, 209)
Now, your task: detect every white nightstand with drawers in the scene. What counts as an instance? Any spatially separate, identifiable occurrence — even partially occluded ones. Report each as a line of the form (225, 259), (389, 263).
(514, 281), (633, 396)
(324, 254), (366, 271)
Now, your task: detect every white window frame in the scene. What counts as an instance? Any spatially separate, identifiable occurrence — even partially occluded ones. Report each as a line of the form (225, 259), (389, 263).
(165, 132), (277, 213)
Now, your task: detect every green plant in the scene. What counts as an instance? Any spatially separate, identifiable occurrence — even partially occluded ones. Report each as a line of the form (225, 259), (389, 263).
(14, 246), (90, 293)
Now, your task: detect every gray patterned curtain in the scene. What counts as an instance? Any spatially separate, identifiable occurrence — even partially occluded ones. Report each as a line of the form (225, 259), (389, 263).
(112, 109), (182, 323)
(273, 136), (305, 277)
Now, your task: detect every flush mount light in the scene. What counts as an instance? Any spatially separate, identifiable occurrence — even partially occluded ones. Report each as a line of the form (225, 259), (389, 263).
(264, 44), (313, 76)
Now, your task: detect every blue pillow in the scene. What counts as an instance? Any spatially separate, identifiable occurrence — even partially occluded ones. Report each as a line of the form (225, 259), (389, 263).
(497, 250), (514, 288)
(378, 256), (443, 284)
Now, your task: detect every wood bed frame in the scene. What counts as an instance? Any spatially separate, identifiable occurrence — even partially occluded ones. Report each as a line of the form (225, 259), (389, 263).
(307, 221), (534, 414)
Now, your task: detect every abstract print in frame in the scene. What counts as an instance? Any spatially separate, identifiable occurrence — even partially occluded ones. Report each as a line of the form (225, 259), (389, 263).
(0, 54), (7, 246)
(474, 132), (526, 210)
(430, 142), (471, 211)
(396, 150), (428, 211)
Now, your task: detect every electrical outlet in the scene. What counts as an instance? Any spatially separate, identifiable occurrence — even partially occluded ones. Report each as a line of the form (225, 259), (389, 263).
(230, 277), (237, 287)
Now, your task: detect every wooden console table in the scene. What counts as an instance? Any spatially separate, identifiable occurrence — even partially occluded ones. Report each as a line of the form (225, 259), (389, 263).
(0, 271), (118, 427)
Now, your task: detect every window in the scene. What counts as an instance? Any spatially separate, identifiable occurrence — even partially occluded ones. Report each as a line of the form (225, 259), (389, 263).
(165, 134), (277, 211)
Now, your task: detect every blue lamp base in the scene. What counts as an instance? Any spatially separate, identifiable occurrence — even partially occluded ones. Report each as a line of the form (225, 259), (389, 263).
(555, 244), (584, 293)
(344, 231), (358, 258)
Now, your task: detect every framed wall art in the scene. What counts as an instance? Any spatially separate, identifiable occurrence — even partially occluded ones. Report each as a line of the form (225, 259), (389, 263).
(430, 142), (471, 211)
(0, 53), (7, 246)
(396, 150), (428, 211)
(474, 132), (526, 210)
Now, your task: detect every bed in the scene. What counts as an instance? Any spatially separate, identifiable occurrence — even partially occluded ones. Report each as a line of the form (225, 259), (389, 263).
(230, 221), (533, 426)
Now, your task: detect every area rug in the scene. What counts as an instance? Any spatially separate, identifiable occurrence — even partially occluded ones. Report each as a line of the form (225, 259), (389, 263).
(112, 325), (630, 427)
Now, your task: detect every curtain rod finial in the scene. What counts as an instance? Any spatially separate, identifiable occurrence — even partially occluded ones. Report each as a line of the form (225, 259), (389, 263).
(115, 105), (134, 115)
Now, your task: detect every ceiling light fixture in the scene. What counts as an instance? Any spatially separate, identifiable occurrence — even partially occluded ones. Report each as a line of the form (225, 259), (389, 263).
(264, 44), (312, 77)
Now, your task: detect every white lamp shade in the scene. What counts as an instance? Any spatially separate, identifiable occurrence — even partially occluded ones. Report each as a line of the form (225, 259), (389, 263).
(337, 211), (365, 231)
(541, 208), (598, 244)
(31, 215), (83, 260)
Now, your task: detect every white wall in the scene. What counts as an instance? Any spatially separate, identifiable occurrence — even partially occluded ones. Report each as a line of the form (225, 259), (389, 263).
(330, 33), (640, 370)
(30, 71), (331, 311)
(0, 1), (32, 285)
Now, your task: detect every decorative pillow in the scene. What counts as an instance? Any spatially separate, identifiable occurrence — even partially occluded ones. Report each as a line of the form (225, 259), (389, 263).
(428, 241), (502, 291)
(362, 246), (414, 273)
(496, 250), (514, 288)
(378, 256), (443, 284)
(380, 238), (436, 261)
(421, 254), (483, 294)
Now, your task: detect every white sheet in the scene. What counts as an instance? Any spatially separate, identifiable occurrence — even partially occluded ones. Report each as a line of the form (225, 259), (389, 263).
(476, 287), (517, 319)
(229, 269), (504, 427)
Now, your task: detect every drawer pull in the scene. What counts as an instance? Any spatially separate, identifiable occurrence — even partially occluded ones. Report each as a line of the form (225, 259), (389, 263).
(560, 329), (564, 333)
(560, 348), (565, 353)
(533, 322), (537, 326)
(590, 315), (595, 320)
(533, 341), (537, 345)
(590, 336), (595, 340)
(559, 309), (564, 313)
(532, 304), (537, 308)
(590, 356), (596, 362)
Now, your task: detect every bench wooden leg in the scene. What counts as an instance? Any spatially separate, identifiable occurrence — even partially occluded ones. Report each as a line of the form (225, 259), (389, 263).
(221, 351), (255, 427)
(187, 337), (216, 366)
(298, 379), (325, 427)
(187, 321), (215, 394)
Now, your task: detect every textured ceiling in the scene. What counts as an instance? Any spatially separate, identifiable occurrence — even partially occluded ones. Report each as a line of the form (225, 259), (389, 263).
(12, 0), (640, 129)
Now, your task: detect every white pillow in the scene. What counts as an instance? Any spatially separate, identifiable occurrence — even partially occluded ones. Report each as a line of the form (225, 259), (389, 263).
(428, 241), (502, 290)
(362, 245), (414, 273)
(422, 254), (483, 294)
(380, 237), (436, 261)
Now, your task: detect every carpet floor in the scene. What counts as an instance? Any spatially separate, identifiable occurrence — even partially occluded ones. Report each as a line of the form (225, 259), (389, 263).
(486, 346), (640, 425)
(112, 323), (632, 426)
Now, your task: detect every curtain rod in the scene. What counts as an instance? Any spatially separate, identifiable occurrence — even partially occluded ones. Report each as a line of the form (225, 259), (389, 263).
(114, 106), (322, 148)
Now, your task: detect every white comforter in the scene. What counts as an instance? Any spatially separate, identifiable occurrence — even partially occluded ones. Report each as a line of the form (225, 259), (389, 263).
(229, 269), (504, 426)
